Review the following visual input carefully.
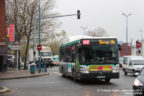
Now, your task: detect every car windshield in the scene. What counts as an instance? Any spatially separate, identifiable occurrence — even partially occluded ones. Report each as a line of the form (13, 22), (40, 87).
(119, 58), (123, 63)
(41, 52), (52, 56)
(80, 45), (118, 64)
(131, 60), (144, 65)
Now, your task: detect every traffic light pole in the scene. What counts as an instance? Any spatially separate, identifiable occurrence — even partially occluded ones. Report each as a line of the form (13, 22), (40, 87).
(38, 0), (41, 72)
(41, 10), (81, 19)
(37, 2), (80, 72)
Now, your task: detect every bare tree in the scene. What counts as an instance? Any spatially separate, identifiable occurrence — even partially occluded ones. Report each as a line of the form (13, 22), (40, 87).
(6, 0), (59, 69)
(41, 30), (67, 55)
(86, 27), (109, 37)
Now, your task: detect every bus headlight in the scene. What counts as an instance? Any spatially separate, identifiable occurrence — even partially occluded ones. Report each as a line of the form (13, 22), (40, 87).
(80, 65), (89, 74)
(112, 69), (119, 73)
(112, 64), (119, 73)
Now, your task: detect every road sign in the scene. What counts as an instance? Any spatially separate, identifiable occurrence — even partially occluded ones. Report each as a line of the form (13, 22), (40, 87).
(37, 44), (42, 51)
(15, 41), (20, 45)
(9, 45), (22, 50)
(9, 24), (14, 42)
(136, 42), (142, 48)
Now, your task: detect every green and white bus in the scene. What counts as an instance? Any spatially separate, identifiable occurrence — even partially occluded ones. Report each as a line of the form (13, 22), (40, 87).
(59, 36), (120, 82)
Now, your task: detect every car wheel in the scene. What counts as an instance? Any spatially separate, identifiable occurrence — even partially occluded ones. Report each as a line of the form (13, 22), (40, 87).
(123, 68), (125, 71)
(124, 71), (127, 76)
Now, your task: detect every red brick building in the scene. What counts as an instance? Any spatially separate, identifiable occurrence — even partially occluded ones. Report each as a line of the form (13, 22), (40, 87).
(0, 0), (7, 72)
(120, 43), (131, 57)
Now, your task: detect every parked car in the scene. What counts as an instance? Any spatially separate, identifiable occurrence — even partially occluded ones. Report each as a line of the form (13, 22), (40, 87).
(133, 68), (144, 96)
(122, 56), (144, 76)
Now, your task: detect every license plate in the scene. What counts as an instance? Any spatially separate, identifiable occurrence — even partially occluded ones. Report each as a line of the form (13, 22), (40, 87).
(97, 76), (105, 78)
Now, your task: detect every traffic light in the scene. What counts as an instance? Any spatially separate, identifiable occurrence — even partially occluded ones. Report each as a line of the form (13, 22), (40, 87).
(77, 10), (80, 19)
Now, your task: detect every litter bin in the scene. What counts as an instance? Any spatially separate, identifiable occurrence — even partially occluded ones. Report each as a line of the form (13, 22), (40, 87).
(30, 63), (35, 74)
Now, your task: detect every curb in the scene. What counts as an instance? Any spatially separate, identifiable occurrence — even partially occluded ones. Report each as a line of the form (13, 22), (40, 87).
(0, 87), (10, 94)
(0, 73), (50, 80)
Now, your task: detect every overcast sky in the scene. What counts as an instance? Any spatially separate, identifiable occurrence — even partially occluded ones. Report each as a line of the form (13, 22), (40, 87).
(54, 0), (144, 43)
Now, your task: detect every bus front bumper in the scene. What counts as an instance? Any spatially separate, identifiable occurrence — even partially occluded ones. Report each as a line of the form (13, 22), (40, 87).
(80, 71), (119, 80)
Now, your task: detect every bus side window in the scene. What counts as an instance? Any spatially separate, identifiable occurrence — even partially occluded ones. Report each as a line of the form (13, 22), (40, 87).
(71, 52), (74, 62)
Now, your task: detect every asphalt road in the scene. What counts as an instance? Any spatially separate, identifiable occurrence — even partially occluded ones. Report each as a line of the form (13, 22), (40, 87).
(0, 67), (136, 96)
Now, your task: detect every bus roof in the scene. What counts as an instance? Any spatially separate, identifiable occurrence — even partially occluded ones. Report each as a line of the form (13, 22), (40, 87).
(61, 35), (117, 47)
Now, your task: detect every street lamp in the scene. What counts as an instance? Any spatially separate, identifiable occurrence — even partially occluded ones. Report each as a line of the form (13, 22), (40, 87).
(139, 30), (143, 42)
(139, 29), (143, 56)
(122, 13), (132, 55)
(38, 0), (41, 72)
(81, 26), (88, 36)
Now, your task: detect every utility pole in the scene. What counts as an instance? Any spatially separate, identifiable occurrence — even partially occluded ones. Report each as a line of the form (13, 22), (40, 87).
(122, 13), (132, 56)
(33, 18), (36, 66)
(130, 39), (132, 55)
(81, 26), (88, 36)
(36, 2), (81, 73)
(139, 30), (143, 56)
(38, 0), (41, 72)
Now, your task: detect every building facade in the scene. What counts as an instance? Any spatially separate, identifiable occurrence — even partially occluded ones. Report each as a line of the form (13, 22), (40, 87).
(0, 0), (7, 72)
(120, 43), (131, 57)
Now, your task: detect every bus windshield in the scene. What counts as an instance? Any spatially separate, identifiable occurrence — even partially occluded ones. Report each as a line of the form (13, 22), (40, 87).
(80, 45), (118, 64)
(41, 52), (52, 57)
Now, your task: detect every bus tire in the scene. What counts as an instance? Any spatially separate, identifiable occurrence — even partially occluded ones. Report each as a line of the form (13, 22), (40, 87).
(124, 71), (127, 76)
(62, 73), (66, 77)
(105, 78), (110, 83)
(62, 66), (65, 77)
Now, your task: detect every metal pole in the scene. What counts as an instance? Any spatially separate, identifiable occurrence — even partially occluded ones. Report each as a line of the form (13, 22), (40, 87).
(38, 0), (41, 72)
(131, 39), (132, 55)
(17, 44), (18, 71)
(126, 16), (128, 55)
(14, 25), (18, 71)
(122, 13), (132, 56)
(139, 30), (143, 42)
(81, 26), (87, 36)
(33, 18), (36, 65)
(139, 30), (143, 56)
(141, 31), (143, 56)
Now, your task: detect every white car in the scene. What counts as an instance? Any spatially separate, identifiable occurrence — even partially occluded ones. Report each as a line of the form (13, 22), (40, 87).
(123, 56), (144, 76)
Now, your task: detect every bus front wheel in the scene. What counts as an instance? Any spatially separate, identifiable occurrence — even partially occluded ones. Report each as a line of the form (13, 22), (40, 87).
(105, 78), (110, 83)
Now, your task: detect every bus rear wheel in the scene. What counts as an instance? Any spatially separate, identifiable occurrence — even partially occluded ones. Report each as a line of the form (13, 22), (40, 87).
(62, 66), (66, 77)
(72, 71), (78, 82)
(62, 73), (66, 77)
(124, 71), (127, 76)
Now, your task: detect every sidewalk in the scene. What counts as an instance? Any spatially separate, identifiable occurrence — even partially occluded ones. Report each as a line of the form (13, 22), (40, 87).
(0, 68), (50, 80)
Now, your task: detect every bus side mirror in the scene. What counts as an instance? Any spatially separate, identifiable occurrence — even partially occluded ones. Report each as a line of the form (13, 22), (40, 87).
(118, 44), (121, 50)
(77, 43), (82, 52)
(77, 43), (82, 49)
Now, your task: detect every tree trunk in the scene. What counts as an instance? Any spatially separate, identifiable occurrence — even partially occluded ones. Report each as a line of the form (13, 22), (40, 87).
(24, 36), (30, 69)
